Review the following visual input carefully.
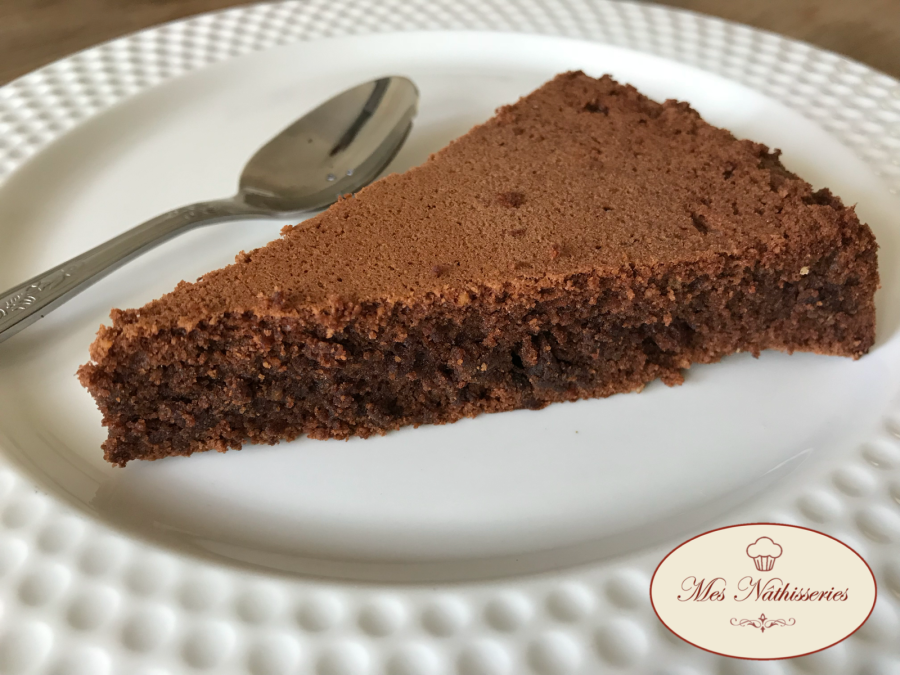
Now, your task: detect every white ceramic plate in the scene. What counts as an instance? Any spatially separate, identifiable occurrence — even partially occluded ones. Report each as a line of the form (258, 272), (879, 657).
(0, 2), (899, 674)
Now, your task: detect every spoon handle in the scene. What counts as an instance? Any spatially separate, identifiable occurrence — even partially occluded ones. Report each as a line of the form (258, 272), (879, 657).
(0, 197), (258, 344)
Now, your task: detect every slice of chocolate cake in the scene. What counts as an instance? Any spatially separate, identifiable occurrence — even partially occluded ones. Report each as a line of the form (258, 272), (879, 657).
(79, 72), (879, 466)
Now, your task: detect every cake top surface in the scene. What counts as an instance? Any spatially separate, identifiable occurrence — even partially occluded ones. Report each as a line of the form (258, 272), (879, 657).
(127, 71), (847, 326)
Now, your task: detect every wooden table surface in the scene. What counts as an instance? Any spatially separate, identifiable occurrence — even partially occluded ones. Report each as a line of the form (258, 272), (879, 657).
(1, 0), (899, 86)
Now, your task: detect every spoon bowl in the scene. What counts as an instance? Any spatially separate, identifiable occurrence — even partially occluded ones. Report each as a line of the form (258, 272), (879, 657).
(240, 77), (418, 212)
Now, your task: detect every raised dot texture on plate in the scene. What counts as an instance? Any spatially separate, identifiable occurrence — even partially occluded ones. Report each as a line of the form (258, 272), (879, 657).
(856, 506), (900, 543)
(121, 606), (175, 652)
(66, 586), (119, 631)
(833, 465), (876, 496)
(797, 489), (843, 522)
(527, 632), (582, 675)
(657, 619), (690, 648)
(792, 643), (848, 674)
(124, 554), (174, 596)
(1, 493), (44, 529)
(237, 585), (282, 624)
(885, 557), (900, 599)
(862, 440), (900, 469)
(604, 570), (648, 609)
(546, 584), (594, 622)
(246, 634), (302, 675)
(595, 619), (649, 667)
(484, 592), (532, 632)
(889, 480), (900, 505)
(77, 537), (126, 577)
(181, 622), (235, 669)
(358, 597), (404, 636)
(385, 644), (438, 675)
(0, 539), (26, 578)
(457, 641), (510, 675)
(49, 648), (111, 675)
(178, 573), (227, 612)
(854, 598), (900, 644)
(857, 656), (900, 675)
(37, 516), (84, 554)
(0, 622), (53, 674)
(298, 593), (343, 632)
(422, 596), (469, 637)
(17, 563), (70, 606)
(316, 642), (370, 675)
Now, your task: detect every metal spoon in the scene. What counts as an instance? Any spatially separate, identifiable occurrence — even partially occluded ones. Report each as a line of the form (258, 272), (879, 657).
(0, 76), (419, 343)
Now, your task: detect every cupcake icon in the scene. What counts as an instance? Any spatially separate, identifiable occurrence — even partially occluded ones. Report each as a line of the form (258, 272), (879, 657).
(746, 537), (783, 571)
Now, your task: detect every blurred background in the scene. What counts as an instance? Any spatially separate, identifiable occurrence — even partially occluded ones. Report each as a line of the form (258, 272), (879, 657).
(1, 0), (899, 85)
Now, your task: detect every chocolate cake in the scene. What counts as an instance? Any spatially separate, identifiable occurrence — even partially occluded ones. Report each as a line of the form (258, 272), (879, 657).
(78, 72), (879, 466)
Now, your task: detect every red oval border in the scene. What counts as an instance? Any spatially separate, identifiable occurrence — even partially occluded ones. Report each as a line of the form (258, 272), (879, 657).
(649, 522), (878, 660)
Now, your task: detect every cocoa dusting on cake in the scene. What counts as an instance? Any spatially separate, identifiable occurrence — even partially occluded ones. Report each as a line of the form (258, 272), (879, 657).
(78, 72), (879, 466)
